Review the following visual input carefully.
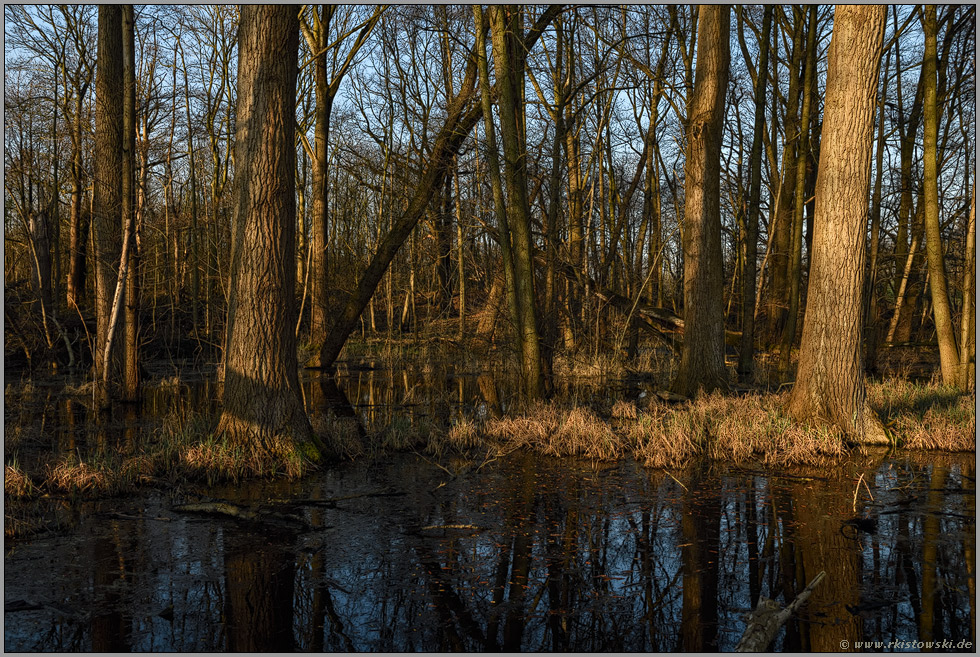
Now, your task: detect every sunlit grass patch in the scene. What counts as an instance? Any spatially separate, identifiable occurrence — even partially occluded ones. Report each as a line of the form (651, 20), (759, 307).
(626, 406), (702, 468)
(46, 454), (119, 494)
(868, 378), (976, 451)
(483, 402), (622, 460)
(5, 462), (37, 499)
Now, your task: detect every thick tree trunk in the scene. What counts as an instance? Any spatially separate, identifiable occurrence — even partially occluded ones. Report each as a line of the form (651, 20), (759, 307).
(922, 5), (960, 385)
(93, 5), (124, 400)
(670, 5), (730, 398)
(787, 5), (888, 444)
(216, 5), (323, 468)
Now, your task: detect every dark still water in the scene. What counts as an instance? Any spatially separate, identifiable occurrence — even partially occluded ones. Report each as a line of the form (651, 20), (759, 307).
(4, 447), (975, 651)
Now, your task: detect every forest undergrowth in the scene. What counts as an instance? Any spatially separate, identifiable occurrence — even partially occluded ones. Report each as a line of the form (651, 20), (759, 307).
(5, 336), (974, 539)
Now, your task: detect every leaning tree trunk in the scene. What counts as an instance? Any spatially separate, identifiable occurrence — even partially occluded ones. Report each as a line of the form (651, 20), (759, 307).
(216, 5), (324, 470)
(787, 4), (888, 444)
(670, 4), (730, 398)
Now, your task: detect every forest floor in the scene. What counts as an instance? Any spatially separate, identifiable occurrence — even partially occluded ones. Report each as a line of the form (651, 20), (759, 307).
(4, 324), (975, 538)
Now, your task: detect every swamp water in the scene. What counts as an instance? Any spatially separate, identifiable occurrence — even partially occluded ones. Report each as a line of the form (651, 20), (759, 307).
(4, 365), (976, 651)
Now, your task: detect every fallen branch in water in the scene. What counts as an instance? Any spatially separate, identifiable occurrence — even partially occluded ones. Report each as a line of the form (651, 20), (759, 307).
(173, 502), (258, 520)
(736, 570), (826, 652)
(420, 524), (483, 532)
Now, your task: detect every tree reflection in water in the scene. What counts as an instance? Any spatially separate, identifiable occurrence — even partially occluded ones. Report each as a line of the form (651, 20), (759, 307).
(4, 450), (975, 651)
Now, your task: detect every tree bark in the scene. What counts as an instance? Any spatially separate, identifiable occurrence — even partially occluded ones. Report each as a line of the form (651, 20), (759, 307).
(670, 5), (730, 398)
(490, 4), (543, 399)
(738, 5), (772, 381)
(216, 5), (323, 467)
(922, 5), (961, 385)
(787, 4), (888, 444)
(961, 189), (975, 390)
(93, 5), (124, 400)
(121, 5), (139, 401)
(778, 5), (817, 376)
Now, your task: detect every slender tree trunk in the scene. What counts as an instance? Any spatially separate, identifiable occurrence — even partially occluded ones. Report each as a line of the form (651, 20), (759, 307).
(778, 5), (817, 376)
(180, 42), (200, 336)
(787, 4), (887, 444)
(216, 4), (324, 467)
(121, 5), (139, 402)
(93, 5), (124, 401)
(738, 5), (772, 381)
(310, 6), (332, 348)
(865, 48), (890, 373)
(922, 5), (960, 385)
(670, 4), (730, 398)
(960, 189), (975, 390)
(490, 4), (543, 399)
(474, 5), (520, 341)
(67, 84), (90, 311)
(767, 9), (805, 341)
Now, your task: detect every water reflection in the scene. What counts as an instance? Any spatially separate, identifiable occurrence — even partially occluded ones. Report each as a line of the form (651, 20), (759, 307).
(5, 449), (974, 652)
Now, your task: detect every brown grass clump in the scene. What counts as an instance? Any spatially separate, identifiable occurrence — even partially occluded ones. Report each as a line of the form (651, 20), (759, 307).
(868, 378), (976, 451)
(484, 402), (622, 460)
(611, 399), (639, 420)
(311, 412), (365, 460)
(626, 406), (702, 468)
(46, 456), (116, 494)
(5, 463), (37, 499)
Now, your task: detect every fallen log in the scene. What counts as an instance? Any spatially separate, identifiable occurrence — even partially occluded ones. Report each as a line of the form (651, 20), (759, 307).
(735, 570), (826, 652)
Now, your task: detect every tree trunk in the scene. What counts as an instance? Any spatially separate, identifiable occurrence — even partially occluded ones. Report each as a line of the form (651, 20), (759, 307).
(738, 5), (772, 381)
(767, 8), (805, 341)
(787, 4), (887, 444)
(93, 5), (124, 399)
(670, 4), (730, 398)
(490, 4), (543, 399)
(961, 189), (975, 390)
(922, 5), (960, 385)
(216, 5), (323, 468)
(316, 6), (561, 370)
(121, 4), (139, 402)
(310, 6), (332, 347)
(66, 84), (90, 311)
(864, 48), (890, 374)
(778, 5), (817, 376)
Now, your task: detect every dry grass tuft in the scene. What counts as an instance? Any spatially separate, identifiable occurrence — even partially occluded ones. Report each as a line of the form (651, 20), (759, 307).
(5, 463), (37, 499)
(611, 399), (639, 420)
(446, 416), (482, 451)
(46, 456), (116, 494)
(484, 402), (621, 460)
(626, 406), (702, 467)
(868, 378), (976, 451)
(311, 412), (365, 460)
